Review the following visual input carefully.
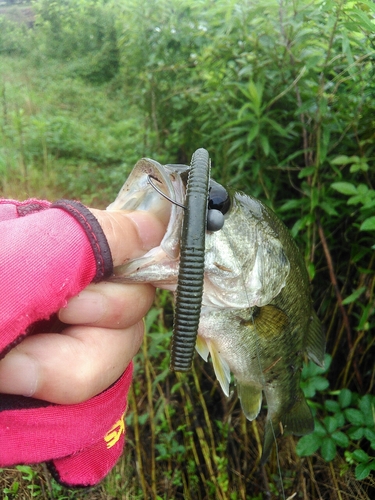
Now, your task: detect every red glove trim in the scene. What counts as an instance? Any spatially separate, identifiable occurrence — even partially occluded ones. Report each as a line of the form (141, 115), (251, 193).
(51, 199), (113, 282)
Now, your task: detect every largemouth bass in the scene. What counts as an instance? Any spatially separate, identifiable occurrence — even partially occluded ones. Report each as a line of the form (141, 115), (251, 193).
(107, 152), (325, 462)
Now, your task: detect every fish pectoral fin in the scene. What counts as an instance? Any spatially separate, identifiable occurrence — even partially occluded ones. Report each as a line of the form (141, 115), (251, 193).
(237, 383), (262, 421)
(305, 311), (325, 367)
(253, 305), (289, 338)
(207, 340), (231, 397)
(195, 335), (209, 361)
(261, 391), (314, 464)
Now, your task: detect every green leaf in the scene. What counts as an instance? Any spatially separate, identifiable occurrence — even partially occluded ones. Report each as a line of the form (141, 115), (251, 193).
(331, 431), (349, 448)
(301, 375), (329, 398)
(350, 162), (369, 173)
(324, 416), (339, 434)
(364, 428), (375, 444)
(313, 376), (330, 392)
(341, 29), (355, 71)
(314, 420), (328, 438)
(307, 262), (316, 281)
(357, 184), (369, 195)
(339, 389), (352, 408)
(246, 124), (259, 145)
(331, 182), (357, 196)
(349, 10), (375, 33)
(348, 426), (364, 440)
(296, 433), (322, 456)
(301, 379), (317, 398)
(358, 303), (373, 330)
(347, 194), (365, 206)
(291, 218), (305, 238)
(278, 199), (303, 212)
(321, 438), (337, 461)
(341, 287), (367, 305)
(355, 461), (375, 481)
(301, 354), (331, 379)
(362, 198), (375, 210)
(330, 155), (353, 165)
(264, 117), (289, 136)
(352, 449), (370, 463)
(320, 201), (338, 216)
(247, 80), (263, 113)
(259, 134), (270, 156)
(335, 412), (345, 428)
(325, 400), (340, 413)
(358, 394), (374, 414)
(298, 166), (315, 178)
(359, 395), (375, 427)
(360, 216), (375, 231)
(345, 408), (365, 426)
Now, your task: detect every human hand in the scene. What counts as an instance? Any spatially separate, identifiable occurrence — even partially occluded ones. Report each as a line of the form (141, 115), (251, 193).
(0, 209), (166, 404)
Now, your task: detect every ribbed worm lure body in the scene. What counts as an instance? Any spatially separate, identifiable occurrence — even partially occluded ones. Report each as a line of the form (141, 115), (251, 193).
(171, 148), (210, 371)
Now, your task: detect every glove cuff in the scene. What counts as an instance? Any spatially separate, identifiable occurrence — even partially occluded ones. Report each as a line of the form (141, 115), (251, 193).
(51, 199), (113, 282)
(0, 364), (133, 487)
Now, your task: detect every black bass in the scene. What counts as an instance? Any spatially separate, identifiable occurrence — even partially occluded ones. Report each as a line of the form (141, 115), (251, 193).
(107, 154), (325, 462)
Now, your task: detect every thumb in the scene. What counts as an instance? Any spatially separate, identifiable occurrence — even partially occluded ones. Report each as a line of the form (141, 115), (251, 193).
(89, 209), (167, 267)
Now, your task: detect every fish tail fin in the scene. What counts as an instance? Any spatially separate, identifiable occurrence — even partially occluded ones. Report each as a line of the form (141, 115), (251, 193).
(260, 391), (314, 464)
(305, 311), (325, 366)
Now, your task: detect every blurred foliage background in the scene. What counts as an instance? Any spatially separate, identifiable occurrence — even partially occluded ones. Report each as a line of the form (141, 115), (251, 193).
(0, 0), (374, 498)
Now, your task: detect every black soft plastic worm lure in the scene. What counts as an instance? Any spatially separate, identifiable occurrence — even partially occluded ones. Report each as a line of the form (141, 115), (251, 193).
(171, 148), (211, 371)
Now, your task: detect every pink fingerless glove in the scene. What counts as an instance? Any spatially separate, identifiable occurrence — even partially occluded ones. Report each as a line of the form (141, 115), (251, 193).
(0, 199), (131, 486)
(0, 367), (132, 487)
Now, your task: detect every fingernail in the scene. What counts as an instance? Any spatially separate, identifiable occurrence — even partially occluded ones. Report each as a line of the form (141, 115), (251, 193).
(0, 351), (38, 397)
(126, 211), (167, 251)
(59, 290), (105, 324)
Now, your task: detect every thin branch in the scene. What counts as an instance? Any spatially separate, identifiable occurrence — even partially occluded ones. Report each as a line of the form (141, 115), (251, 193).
(317, 222), (351, 342)
(317, 221), (362, 388)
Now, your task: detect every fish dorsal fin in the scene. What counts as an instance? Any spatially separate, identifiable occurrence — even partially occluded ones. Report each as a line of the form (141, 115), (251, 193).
(305, 311), (325, 367)
(207, 339), (231, 397)
(237, 383), (263, 421)
(195, 335), (210, 361)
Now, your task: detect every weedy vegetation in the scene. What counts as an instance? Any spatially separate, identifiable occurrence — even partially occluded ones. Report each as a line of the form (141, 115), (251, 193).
(0, 0), (374, 498)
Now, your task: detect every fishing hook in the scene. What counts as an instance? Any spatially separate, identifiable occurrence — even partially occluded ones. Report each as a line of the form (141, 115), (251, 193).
(147, 174), (187, 209)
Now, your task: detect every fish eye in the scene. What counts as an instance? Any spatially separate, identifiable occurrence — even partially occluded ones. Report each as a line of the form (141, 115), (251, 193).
(208, 180), (230, 215)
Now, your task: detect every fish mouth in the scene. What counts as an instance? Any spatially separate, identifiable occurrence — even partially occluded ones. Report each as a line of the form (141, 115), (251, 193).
(107, 158), (188, 232)
(108, 158), (189, 277)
